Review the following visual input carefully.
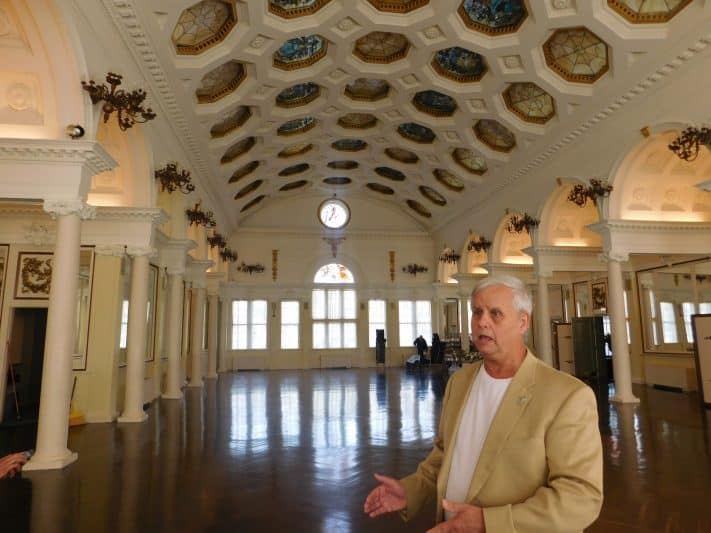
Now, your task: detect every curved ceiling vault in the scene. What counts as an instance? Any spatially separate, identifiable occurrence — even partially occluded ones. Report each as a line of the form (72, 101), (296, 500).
(124, 0), (697, 229)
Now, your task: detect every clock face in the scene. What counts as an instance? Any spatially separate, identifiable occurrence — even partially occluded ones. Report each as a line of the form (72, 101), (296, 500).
(318, 199), (350, 229)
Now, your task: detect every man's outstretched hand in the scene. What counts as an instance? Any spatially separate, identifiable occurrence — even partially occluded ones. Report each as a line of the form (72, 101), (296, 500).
(363, 473), (407, 518)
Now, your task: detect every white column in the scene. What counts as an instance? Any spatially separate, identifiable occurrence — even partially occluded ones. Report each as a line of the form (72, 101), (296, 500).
(25, 200), (94, 471)
(163, 271), (184, 399)
(536, 274), (554, 366)
(118, 248), (153, 423)
(181, 283), (191, 384)
(604, 252), (639, 404)
(188, 285), (206, 387)
(206, 293), (219, 379)
(459, 297), (470, 352)
(218, 298), (230, 372)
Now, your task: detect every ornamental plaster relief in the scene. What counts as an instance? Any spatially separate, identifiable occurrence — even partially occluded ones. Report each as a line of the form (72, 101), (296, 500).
(0, 3), (30, 51)
(0, 72), (43, 125)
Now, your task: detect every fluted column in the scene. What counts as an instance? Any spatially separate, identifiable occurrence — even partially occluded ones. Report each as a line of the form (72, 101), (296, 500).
(603, 252), (639, 404)
(188, 284), (207, 388)
(118, 247), (153, 423)
(536, 274), (553, 366)
(217, 298), (230, 372)
(25, 200), (94, 471)
(181, 283), (191, 384)
(206, 293), (219, 379)
(163, 271), (185, 399)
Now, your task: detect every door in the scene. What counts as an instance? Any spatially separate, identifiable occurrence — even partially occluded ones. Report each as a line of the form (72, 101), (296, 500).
(556, 323), (574, 375)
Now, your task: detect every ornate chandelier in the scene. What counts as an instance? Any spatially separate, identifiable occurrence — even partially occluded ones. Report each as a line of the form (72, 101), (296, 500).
(467, 235), (492, 253)
(669, 127), (711, 162)
(567, 178), (613, 207)
(81, 72), (156, 130)
(185, 202), (216, 227)
(154, 163), (194, 194)
(506, 212), (539, 235)
(439, 246), (460, 264)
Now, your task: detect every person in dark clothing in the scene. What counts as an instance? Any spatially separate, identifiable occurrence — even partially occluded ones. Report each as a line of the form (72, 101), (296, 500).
(414, 335), (428, 364)
(431, 333), (442, 364)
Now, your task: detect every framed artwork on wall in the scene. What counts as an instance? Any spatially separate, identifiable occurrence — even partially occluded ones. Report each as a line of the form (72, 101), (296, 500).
(591, 281), (608, 314)
(15, 252), (53, 299)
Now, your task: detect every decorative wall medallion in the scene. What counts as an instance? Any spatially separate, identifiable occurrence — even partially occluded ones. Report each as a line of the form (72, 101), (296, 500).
(344, 78), (390, 101)
(503, 55), (522, 69)
(412, 90), (457, 117)
(240, 194), (266, 212)
(338, 112), (377, 129)
(354, 31), (410, 63)
(6, 82), (30, 110)
(228, 160), (260, 183)
(422, 25), (443, 39)
(234, 179), (264, 199)
(474, 119), (516, 152)
(275, 82), (320, 108)
(280, 180), (309, 191)
(328, 160), (359, 169)
(323, 177), (352, 185)
(221, 136), (256, 164)
(196, 60), (246, 103)
(210, 106), (251, 137)
(16, 252), (52, 299)
(432, 46), (487, 82)
(503, 82), (555, 124)
(277, 116), (316, 136)
(278, 143), (313, 157)
(336, 17), (358, 31)
(278, 163), (310, 176)
(375, 166), (406, 181)
(434, 168), (464, 191)
(367, 183), (395, 195)
(543, 27), (609, 84)
(274, 35), (327, 70)
(397, 122), (436, 144)
(250, 35), (269, 49)
(452, 148), (487, 174)
(385, 147), (418, 164)
(607, 0), (692, 23)
(406, 199), (432, 218)
(172, 0), (237, 55)
(332, 139), (367, 151)
(458, 0), (527, 35)
(269, 0), (332, 18)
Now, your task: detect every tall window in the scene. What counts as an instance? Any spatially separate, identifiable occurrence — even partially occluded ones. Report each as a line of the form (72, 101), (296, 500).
(399, 300), (432, 347)
(119, 299), (129, 349)
(231, 300), (267, 349)
(281, 300), (300, 349)
(659, 301), (678, 343)
(648, 290), (659, 345)
(368, 299), (386, 347)
(312, 289), (357, 349)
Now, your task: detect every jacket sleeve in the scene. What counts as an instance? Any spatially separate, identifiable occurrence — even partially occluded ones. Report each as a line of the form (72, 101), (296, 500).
(482, 385), (603, 532)
(398, 373), (455, 522)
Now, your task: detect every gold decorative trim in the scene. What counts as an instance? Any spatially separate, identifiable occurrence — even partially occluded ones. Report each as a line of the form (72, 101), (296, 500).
(275, 86), (321, 108)
(607, 0), (692, 23)
(431, 57), (486, 83)
(268, 0), (332, 19)
(273, 42), (328, 70)
(542, 27), (609, 84)
(502, 85), (555, 125)
(174, 1), (238, 55)
(353, 42), (410, 64)
(210, 107), (252, 138)
(457, 2), (527, 35)
(366, 0), (429, 13)
(196, 67), (246, 103)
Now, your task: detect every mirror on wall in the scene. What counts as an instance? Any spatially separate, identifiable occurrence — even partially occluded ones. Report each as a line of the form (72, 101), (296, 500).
(72, 247), (95, 370)
(637, 257), (711, 354)
(443, 298), (459, 339)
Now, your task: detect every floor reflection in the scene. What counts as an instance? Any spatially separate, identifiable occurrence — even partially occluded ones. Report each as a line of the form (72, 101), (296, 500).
(2, 368), (711, 532)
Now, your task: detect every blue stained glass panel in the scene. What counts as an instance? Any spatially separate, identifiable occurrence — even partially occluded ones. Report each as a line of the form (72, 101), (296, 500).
(461, 0), (526, 29)
(276, 83), (319, 105)
(275, 35), (324, 64)
(397, 123), (435, 144)
(433, 47), (486, 80)
(413, 90), (457, 115)
(277, 117), (316, 135)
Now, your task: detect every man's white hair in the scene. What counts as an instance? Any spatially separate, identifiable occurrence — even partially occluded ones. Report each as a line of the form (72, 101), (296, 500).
(472, 275), (532, 315)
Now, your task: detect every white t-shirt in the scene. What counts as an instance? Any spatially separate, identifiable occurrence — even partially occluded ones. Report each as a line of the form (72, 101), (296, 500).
(444, 367), (512, 521)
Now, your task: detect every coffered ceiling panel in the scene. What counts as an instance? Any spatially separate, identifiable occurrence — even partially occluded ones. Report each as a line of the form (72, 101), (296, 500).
(109, 0), (703, 230)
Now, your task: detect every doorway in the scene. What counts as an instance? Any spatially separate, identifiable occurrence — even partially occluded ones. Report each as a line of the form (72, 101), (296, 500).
(4, 308), (48, 422)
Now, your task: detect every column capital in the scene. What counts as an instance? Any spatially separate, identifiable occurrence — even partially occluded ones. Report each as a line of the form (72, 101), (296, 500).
(598, 250), (629, 263)
(166, 266), (185, 276)
(43, 199), (95, 220)
(126, 246), (156, 258)
(94, 244), (126, 257)
(192, 280), (207, 290)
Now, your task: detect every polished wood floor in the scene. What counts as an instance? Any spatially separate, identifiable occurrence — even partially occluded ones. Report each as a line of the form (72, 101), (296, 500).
(1, 367), (710, 532)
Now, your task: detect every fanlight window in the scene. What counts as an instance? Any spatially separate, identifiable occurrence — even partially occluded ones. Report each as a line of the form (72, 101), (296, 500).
(314, 263), (354, 283)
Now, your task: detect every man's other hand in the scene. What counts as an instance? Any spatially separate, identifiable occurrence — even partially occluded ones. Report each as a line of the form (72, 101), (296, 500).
(426, 499), (485, 532)
(363, 473), (407, 518)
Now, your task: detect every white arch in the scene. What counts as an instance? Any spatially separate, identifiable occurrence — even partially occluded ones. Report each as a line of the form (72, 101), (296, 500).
(537, 181), (602, 247)
(492, 212), (533, 265)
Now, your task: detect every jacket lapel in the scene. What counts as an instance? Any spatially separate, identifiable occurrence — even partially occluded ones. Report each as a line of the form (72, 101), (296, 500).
(465, 352), (538, 502)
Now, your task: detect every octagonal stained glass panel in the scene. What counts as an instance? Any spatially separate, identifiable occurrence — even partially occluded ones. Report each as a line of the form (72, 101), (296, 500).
(344, 78), (390, 101)
(210, 106), (251, 138)
(354, 31), (410, 64)
(280, 180), (309, 191)
(607, 0), (692, 23)
(398, 123), (436, 144)
(172, 0), (237, 55)
(278, 142), (313, 158)
(452, 148), (487, 175)
(279, 163), (310, 176)
(196, 60), (246, 103)
(458, 0), (527, 35)
(274, 35), (327, 70)
(434, 169), (464, 191)
(419, 186), (447, 206)
(432, 47), (487, 82)
(367, 183), (395, 195)
(228, 160), (260, 183)
(269, 0), (331, 18)
(385, 147), (418, 164)
(276, 83), (320, 108)
(323, 176), (352, 185)
(474, 119), (516, 152)
(543, 27), (609, 84)
(328, 160), (359, 170)
(407, 199), (432, 218)
(240, 194), (266, 212)
(332, 139), (368, 151)
(234, 179), (263, 200)
(413, 90), (457, 117)
(366, 0), (429, 13)
(277, 116), (316, 136)
(221, 136), (256, 164)
(375, 167), (406, 181)
(338, 113), (377, 129)
(503, 83), (555, 124)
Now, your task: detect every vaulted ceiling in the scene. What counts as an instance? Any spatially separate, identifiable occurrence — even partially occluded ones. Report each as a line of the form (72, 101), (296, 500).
(105, 0), (700, 231)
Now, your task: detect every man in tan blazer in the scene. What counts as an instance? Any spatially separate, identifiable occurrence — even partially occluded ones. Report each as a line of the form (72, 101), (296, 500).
(364, 275), (603, 532)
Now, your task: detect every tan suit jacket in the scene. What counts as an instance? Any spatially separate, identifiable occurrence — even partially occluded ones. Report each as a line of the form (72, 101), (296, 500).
(400, 351), (603, 532)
